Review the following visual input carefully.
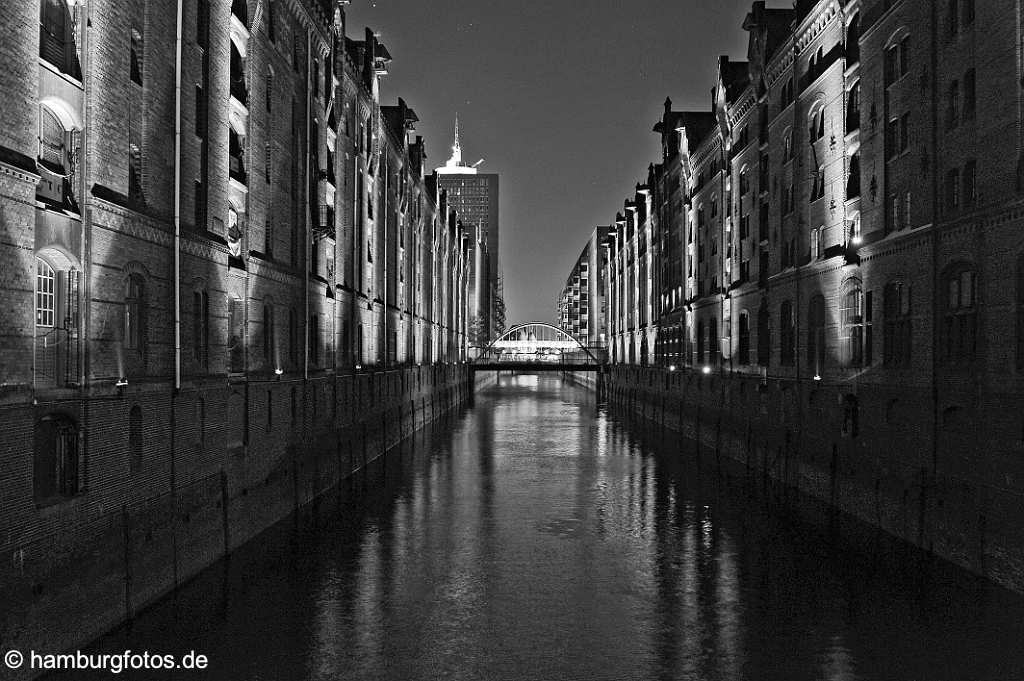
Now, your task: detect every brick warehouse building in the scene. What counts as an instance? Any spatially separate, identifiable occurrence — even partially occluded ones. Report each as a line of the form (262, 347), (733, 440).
(0, 0), (480, 658)
(585, 0), (1024, 593)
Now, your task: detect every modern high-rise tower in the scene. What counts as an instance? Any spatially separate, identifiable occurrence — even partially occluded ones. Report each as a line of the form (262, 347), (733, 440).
(435, 117), (500, 343)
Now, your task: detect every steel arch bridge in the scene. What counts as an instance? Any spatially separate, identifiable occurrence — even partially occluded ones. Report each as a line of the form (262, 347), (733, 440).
(470, 322), (607, 371)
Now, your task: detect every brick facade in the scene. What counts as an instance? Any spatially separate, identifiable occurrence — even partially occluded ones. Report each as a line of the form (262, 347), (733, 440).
(0, 0), (478, 665)
(584, 0), (1024, 592)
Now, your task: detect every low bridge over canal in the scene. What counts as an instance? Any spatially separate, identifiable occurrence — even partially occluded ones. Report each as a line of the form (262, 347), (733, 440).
(469, 322), (607, 372)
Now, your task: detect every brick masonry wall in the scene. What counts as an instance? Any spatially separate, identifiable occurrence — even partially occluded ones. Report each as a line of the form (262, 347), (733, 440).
(606, 364), (1024, 596)
(0, 365), (486, 681)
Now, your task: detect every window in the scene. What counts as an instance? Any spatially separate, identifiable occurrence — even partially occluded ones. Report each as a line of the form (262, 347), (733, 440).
(710, 196), (718, 217)
(842, 282), (869, 367)
(265, 220), (274, 259)
(780, 77), (794, 108)
(963, 69), (976, 121)
(193, 289), (209, 366)
(739, 168), (749, 196)
(738, 311), (750, 365)
(963, 160), (977, 207)
(196, 0), (208, 47)
(886, 114), (910, 158)
(34, 414), (79, 505)
(810, 227), (824, 259)
(944, 267), (978, 362)
(783, 128), (793, 162)
(810, 106), (826, 141)
(885, 36), (910, 85)
(811, 167), (825, 201)
(36, 259), (56, 327)
(947, 80), (960, 129)
(962, 0), (975, 26)
(948, 0), (959, 34)
(194, 180), (205, 230)
(884, 282), (912, 366)
(264, 304), (275, 364)
(808, 294), (826, 376)
(847, 81), (861, 132)
(847, 153), (861, 199)
(195, 85), (206, 138)
(780, 302), (795, 366)
(128, 405), (143, 472)
(757, 301), (770, 366)
(228, 295), (244, 372)
(124, 275), (146, 354)
(40, 0), (80, 77)
(946, 168), (961, 211)
(130, 27), (143, 86)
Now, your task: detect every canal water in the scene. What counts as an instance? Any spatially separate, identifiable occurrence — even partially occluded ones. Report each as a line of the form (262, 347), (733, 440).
(73, 374), (1024, 680)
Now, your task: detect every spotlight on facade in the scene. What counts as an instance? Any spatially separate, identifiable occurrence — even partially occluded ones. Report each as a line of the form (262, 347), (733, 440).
(852, 236), (862, 245)
(669, 365), (677, 372)
(275, 368), (283, 379)
(355, 364), (363, 372)
(813, 374), (822, 381)
(702, 366), (711, 375)
(115, 377), (128, 388)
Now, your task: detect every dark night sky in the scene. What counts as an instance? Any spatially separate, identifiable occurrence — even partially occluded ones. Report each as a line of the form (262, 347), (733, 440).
(346, 0), (777, 324)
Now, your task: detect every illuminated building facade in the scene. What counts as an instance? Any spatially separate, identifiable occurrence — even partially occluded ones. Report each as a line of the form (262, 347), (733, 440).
(0, 0), (474, 643)
(557, 226), (608, 346)
(435, 119), (500, 345)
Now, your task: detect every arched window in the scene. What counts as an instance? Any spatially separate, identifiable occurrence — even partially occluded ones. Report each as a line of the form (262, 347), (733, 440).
(39, 106), (66, 173)
(847, 81), (861, 132)
(809, 104), (826, 141)
(757, 300), (770, 366)
(847, 13), (861, 64)
(842, 281), (867, 367)
(128, 405), (143, 472)
(944, 265), (978, 362)
(808, 294), (826, 376)
(737, 311), (750, 366)
(228, 126), (246, 184)
(884, 281), (912, 366)
(228, 295), (244, 372)
(124, 274), (146, 354)
(34, 413), (79, 505)
(780, 300), (795, 366)
(783, 127), (793, 162)
(36, 258), (56, 327)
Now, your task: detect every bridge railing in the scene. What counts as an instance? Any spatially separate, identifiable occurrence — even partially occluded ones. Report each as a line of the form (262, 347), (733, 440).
(470, 346), (608, 367)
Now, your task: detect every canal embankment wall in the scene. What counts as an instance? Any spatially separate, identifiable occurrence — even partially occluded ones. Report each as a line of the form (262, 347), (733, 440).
(601, 366), (1024, 596)
(0, 365), (492, 679)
